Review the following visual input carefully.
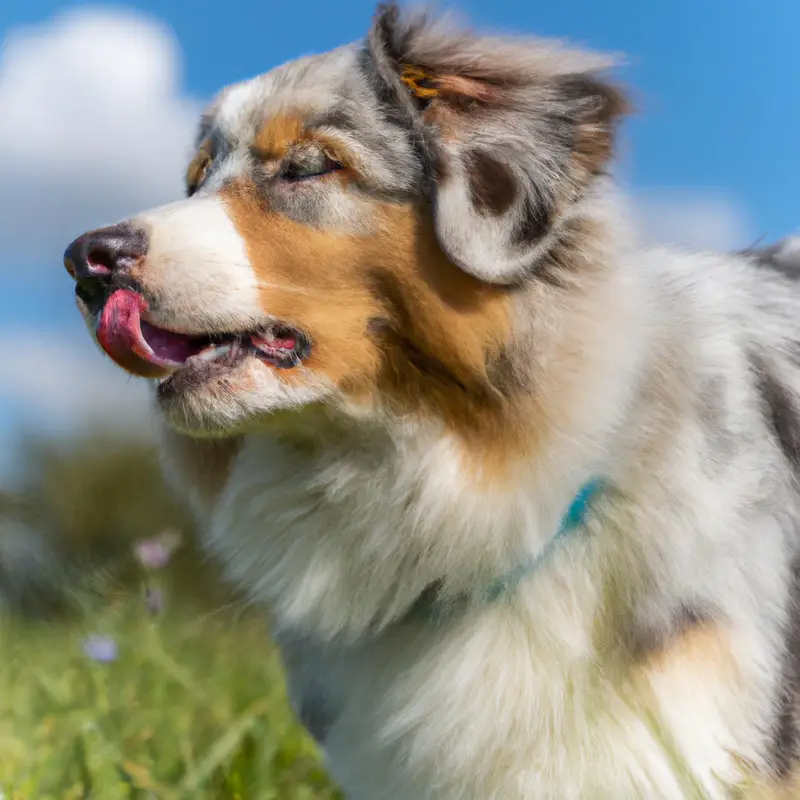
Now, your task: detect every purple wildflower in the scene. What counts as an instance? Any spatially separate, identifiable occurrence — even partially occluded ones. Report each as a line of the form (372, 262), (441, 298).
(133, 539), (171, 570)
(82, 634), (118, 663)
(132, 529), (182, 571)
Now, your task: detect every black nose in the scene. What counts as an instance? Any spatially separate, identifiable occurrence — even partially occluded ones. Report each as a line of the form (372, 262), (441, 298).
(64, 223), (148, 281)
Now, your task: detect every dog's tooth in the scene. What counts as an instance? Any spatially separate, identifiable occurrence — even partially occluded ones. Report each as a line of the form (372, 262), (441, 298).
(195, 343), (232, 362)
(253, 331), (277, 346)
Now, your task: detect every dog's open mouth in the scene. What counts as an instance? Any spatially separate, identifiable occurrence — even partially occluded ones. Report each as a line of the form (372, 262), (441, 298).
(92, 288), (310, 380)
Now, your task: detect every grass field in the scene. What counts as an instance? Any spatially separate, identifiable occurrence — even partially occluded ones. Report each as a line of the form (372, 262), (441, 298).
(0, 569), (742, 800)
(1, 589), (342, 799)
(2, 593), (717, 800)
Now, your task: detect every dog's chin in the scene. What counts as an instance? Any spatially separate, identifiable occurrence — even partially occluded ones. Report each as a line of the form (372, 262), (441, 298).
(154, 355), (329, 438)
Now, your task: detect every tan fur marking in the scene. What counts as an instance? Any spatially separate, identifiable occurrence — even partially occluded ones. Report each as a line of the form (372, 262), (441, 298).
(626, 622), (762, 793)
(401, 64), (497, 107)
(219, 178), (529, 473)
(435, 73), (498, 104)
(400, 64), (440, 99)
(251, 114), (309, 159)
(643, 620), (739, 682)
(742, 768), (800, 799)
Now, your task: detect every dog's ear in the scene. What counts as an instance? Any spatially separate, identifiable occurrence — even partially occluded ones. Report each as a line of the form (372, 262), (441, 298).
(364, 3), (630, 284)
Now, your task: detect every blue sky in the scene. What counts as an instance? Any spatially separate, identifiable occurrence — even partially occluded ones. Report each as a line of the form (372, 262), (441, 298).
(3, 0), (795, 232)
(0, 0), (797, 468)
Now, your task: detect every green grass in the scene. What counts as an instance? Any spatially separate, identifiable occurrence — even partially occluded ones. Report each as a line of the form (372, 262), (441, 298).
(0, 592), (342, 800)
(0, 585), (751, 800)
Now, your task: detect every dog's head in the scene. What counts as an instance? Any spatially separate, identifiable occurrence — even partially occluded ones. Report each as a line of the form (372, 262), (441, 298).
(64, 4), (628, 441)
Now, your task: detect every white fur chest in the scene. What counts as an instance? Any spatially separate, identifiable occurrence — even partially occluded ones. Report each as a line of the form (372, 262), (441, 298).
(271, 564), (756, 800)
(203, 427), (571, 640)
(199, 431), (768, 799)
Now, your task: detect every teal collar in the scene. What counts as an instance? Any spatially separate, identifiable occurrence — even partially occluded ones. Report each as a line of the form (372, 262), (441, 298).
(409, 477), (604, 625)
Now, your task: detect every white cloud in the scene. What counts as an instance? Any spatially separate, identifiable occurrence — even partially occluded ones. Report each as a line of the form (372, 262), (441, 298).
(630, 191), (756, 252)
(0, 7), (202, 267)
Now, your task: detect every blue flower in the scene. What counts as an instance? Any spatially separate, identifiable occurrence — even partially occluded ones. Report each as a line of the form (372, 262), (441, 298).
(82, 634), (118, 663)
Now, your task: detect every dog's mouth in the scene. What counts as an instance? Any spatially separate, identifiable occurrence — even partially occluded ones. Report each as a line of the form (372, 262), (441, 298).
(90, 288), (310, 381)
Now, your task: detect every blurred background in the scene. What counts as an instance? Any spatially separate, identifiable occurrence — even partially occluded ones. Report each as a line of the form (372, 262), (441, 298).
(0, 0), (797, 795)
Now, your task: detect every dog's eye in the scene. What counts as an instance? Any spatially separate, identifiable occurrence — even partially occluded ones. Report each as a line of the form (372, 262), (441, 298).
(282, 149), (342, 182)
(186, 151), (212, 197)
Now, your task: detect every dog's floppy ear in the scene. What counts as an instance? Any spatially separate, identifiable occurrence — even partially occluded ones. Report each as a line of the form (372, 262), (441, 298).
(364, 3), (630, 284)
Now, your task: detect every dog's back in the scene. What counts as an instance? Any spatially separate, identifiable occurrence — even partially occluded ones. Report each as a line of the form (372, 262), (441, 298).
(746, 237), (800, 276)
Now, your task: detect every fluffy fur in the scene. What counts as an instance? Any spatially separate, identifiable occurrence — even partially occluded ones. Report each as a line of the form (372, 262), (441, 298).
(63, 5), (800, 797)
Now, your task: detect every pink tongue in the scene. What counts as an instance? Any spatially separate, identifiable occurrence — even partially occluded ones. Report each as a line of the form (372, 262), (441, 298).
(140, 320), (209, 363)
(96, 289), (205, 378)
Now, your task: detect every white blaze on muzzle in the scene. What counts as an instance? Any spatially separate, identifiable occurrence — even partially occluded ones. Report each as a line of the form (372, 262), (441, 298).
(130, 195), (264, 333)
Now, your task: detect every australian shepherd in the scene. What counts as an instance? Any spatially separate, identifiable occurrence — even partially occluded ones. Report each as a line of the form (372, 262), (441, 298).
(63, 5), (800, 797)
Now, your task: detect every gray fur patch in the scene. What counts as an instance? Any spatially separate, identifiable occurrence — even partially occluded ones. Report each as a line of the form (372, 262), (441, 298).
(750, 352), (800, 469)
(297, 687), (337, 744)
(742, 237), (800, 281)
(771, 560), (800, 778)
(629, 603), (713, 661)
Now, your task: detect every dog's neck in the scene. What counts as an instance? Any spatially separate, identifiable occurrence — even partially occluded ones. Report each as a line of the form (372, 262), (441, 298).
(406, 476), (605, 626)
(188, 412), (615, 643)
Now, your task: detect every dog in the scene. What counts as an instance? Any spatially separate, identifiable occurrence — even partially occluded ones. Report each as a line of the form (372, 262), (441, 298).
(63, 4), (800, 797)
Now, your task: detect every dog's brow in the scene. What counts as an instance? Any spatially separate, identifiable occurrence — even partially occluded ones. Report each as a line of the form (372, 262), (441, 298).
(250, 114), (310, 158)
(248, 145), (276, 162)
(309, 107), (360, 134)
